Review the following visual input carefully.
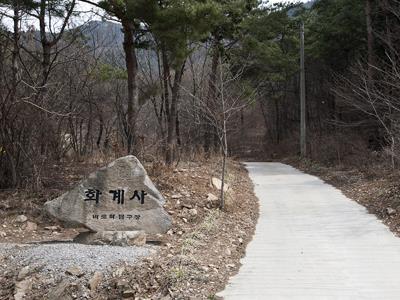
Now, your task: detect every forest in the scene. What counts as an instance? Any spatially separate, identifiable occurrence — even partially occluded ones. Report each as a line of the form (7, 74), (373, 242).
(0, 0), (398, 187)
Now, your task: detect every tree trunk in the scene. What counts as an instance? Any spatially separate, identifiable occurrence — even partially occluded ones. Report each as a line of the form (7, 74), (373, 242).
(96, 112), (104, 149)
(122, 20), (139, 155)
(220, 120), (228, 210)
(219, 55), (227, 210)
(6, 151), (18, 188)
(11, 1), (19, 103)
(365, 0), (375, 80)
(38, 0), (51, 157)
(176, 112), (181, 146)
(204, 39), (220, 154)
(39, 0), (51, 87)
(382, 0), (395, 67)
(166, 63), (185, 165)
(259, 100), (270, 142)
(274, 98), (280, 144)
(161, 47), (170, 156)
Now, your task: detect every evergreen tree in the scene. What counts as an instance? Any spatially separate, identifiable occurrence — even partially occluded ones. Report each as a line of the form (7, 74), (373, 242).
(307, 0), (366, 71)
(95, 0), (157, 154)
(149, 0), (219, 163)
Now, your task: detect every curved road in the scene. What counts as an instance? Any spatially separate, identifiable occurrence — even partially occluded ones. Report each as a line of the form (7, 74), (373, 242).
(219, 162), (400, 299)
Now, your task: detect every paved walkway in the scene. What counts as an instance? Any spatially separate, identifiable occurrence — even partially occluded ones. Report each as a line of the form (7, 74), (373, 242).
(218, 162), (400, 299)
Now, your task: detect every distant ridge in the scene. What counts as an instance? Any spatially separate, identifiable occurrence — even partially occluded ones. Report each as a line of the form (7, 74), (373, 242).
(304, 0), (315, 9)
(79, 20), (123, 49)
(287, 0), (315, 16)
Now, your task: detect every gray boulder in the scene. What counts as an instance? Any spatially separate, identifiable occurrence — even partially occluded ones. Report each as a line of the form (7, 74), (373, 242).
(74, 231), (146, 246)
(45, 155), (171, 233)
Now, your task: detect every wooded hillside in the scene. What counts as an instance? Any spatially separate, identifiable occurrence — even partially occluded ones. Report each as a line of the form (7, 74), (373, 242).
(0, 0), (398, 188)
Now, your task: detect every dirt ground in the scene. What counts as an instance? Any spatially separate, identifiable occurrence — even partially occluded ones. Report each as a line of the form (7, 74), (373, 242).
(287, 158), (400, 237)
(0, 157), (259, 299)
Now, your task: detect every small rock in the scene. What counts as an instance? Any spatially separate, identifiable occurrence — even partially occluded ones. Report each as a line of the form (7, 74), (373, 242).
(14, 278), (32, 300)
(225, 248), (232, 256)
(17, 266), (31, 281)
(207, 193), (219, 201)
(201, 266), (209, 272)
(44, 225), (60, 231)
(0, 231), (6, 238)
(24, 221), (37, 232)
(387, 207), (396, 216)
(66, 266), (85, 277)
(89, 271), (103, 290)
(211, 177), (229, 192)
(47, 279), (71, 300)
(122, 289), (135, 298)
(116, 279), (128, 288)
(125, 231), (146, 246)
(181, 203), (193, 209)
(74, 231), (146, 246)
(188, 209), (198, 216)
(113, 267), (125, 277)
(16, 215), (28, 223)
(42, 277), (55, 286)
(171, 194), (182, 199)
(226, 263), (235, 268)
(238, 238), (243, 244)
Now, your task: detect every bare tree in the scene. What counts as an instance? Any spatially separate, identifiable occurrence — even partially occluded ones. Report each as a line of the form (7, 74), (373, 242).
(183, 58), (256, 209)
(334, 59), (400, 168)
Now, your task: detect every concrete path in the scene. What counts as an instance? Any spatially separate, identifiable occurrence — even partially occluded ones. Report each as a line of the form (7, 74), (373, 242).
(219, 162), (400, 299)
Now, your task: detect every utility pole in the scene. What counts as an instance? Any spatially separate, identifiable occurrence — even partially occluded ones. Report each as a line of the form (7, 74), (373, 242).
(300, 21), (306, 157)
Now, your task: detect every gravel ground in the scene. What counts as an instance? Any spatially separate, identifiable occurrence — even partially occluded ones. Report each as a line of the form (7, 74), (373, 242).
(0, 242), (153, 275)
